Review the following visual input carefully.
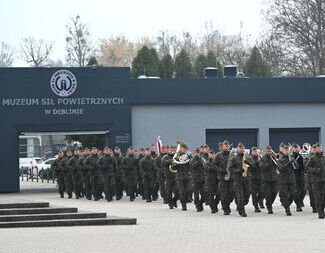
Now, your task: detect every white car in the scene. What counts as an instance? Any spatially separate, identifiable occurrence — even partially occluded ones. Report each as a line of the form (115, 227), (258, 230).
(37, 158), (57, 177)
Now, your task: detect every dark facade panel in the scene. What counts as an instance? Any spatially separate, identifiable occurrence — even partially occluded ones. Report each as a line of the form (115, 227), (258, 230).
(206, 129), (258, 151)
(131, 77), (325, 104)
(269, 128), (320, 152)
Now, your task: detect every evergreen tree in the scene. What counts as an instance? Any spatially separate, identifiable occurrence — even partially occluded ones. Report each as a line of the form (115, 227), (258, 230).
(174, 49), (193, 78)
(131, 46), (159, 77)
(194, 54), (208, 78)
(158, 54), (174, 78)
(244, 46), (272, 77)
(87, 56), (98, 66)
(206, 51), (223, 77)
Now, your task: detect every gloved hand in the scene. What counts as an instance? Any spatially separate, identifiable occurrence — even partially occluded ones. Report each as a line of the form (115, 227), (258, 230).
(244, 160), (249, 165)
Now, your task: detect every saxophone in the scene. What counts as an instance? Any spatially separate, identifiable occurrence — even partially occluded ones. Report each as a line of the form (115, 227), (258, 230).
(242, 154), (249, 178)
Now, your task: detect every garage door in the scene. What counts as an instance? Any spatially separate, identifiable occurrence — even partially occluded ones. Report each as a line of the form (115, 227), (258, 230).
(206, 129), (258, 151)
(269, 128), (320, 152)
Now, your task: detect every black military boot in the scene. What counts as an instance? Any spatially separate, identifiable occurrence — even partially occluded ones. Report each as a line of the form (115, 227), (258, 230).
(182, 203), (187, 211)
(240, 209), (247, 217)
(60, 193), (64, 198)
(267, 205), (273, 214)
(254, 205), (261, 213)
(259, 201), (265, 209)
(318, 212), (324, 219)
(296, 205), (302, 212)
(169, 204), (174, 209)
(285, 207), (292, 216)
(223, 207), (230, 215)
(312, 208), (317, 213)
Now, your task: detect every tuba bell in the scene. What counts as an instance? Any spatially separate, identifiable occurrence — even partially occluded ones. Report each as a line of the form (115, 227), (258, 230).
(169, 141), (185, 173)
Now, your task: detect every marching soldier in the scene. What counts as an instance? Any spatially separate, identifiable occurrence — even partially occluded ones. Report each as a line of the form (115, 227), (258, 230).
(63, 150), (74, 199)
(306, 143), (325, 219)
(83, 147), (100, 200)
(291, 143), (306, 211)
(140, 148), (155, 202)
(205, 150), (219, 213)
(51, 151), (66, 198)
(214, 141), (235, 215)
(246, 147), (264, 212)
(81, 148), (92, 200)
(97, 147), (117, 202)
(277, 145), (297, 216)
(137, 148), (145, 199)
(305, 144), (317, 212)
(172, 143), (192, 211)
(190, 148), (206, 212)
(122, 147), (139, 201)
(229, 143), (249, 217)
(260, 145), (278, 214)
(162, 146), (178, 209)
(67, 149), (82, 199)
(114, 146), (124, 200)
(150, 145), (159, 201)
(155, 146), (167, 203)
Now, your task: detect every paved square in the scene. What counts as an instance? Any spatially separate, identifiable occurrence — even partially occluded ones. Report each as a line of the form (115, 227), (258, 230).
(0, 181), (323, 253)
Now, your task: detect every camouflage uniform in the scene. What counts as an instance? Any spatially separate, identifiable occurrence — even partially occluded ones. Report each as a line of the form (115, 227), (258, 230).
(277, 154), (297, 215)
(174, 152), (192, 210)
(205, 157), (219, 213)
(83, 154), (99, 200)
(247, 155), (264, 212)
(214, 150), (235, 215)
(190, 155), (206, 211)
(67, 154), (82, 199)
(162, 153), (178, 209)
(114, 153), (124, 200)
(260, 154), (278, 214)
(122, 154), (139, 201)
(140, 155), (155, 202)
(51, 156), (65, 197)
(155, 152), (167, 202)
(306, 152), (325, 218)
(229, 153), (249, 216)
(97, 153), (117, 201)
(62, 156), (74, 198)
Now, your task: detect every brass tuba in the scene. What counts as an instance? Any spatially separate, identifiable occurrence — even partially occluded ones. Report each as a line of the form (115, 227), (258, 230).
(169, 141), (185, 173)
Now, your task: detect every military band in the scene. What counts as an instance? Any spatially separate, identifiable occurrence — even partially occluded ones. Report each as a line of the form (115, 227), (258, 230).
(51, 140), (325, 219)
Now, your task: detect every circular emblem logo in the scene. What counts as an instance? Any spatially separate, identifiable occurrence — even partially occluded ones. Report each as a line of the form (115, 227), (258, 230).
(50, 70), (77, 97)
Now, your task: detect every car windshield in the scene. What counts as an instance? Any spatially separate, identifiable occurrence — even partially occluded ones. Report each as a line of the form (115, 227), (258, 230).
(45, 160), (54, 165)
(35, 159), (43, 164)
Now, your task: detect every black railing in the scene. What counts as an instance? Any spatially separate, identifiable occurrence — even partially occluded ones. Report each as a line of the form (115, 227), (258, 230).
(20, 167), (56, 183)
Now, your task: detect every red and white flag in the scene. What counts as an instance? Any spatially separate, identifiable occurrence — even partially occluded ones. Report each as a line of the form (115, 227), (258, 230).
(156, 136), (163, 155)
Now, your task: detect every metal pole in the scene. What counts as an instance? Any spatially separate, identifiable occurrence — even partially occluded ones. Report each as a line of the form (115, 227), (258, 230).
(36, 167), (39, 182)
(52, 170), (55, 183)
(21, 167), (24, 181)
(47, 169), (49, 183)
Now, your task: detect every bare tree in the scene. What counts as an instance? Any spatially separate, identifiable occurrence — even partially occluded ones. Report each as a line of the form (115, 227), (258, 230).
(0, 42), (15, 67)
(20, 37), (53, 67)
(98, 35), (135, 67)
(264, 0), (325, 76)
(65, 15), (94, 67)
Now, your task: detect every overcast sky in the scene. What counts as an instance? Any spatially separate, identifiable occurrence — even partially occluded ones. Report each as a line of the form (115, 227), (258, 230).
(1, 0), (266, 66)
